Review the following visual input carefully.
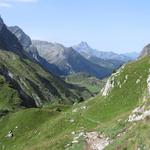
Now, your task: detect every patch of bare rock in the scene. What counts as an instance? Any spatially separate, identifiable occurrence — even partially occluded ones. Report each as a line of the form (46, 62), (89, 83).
(85, 132), (111, 150)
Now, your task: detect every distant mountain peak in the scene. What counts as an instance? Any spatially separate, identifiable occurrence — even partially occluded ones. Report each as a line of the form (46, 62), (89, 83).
(73, 41), (93, 56)
(80, 41), (88, 45)
(78, 41), (91, 48)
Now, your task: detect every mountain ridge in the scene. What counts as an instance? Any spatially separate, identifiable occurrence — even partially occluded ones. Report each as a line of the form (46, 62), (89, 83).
(73, 41), (139, 62)
(72, 41), (137, 73)
(8, 25), (113, 79)
(32, 40), (112, 78)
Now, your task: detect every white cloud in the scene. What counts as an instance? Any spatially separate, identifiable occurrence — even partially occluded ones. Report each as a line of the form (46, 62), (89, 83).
(0, 2), (12, 8)
(0, 0), (38, 8)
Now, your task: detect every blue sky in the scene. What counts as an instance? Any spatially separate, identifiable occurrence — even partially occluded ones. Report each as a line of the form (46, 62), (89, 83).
(0, 0), (150, 53)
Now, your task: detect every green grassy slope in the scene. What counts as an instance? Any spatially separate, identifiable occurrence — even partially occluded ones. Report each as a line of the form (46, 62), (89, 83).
(0, 74), (21, 111)
(0, 50), (92, 111)
(65, 73), (107, 94)
(0, 56), (150, 150)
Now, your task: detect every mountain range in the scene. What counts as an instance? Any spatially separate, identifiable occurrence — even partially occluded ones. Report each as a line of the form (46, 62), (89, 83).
(32, 40), (113, 78)
(8, 26), (112, 78)
(8, 26), (139, 79)
(73, 41), (139, 64)
(0, 16), (93, 111)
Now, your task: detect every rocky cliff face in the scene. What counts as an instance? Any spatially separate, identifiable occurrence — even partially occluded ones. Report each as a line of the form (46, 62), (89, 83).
(8, 26), (31, 49)
(139, 44), (150, 58)
(32, 40), (112, 78)
(0, 17), (25, 57)
(8, 26), (39, 59)
(32, 40), (67, 65)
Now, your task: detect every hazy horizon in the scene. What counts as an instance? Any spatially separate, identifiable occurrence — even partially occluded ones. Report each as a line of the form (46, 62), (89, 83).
(0, 0), (150, 53)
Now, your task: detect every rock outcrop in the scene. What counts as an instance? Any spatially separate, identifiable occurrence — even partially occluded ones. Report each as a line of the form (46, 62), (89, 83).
(139, 44), (150, 58)
(8, 26), (31, 49)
